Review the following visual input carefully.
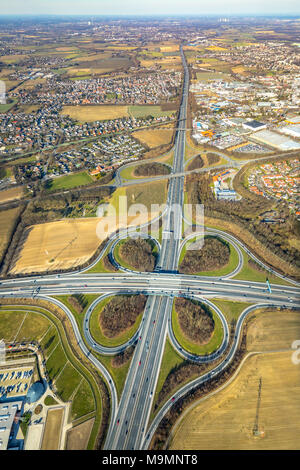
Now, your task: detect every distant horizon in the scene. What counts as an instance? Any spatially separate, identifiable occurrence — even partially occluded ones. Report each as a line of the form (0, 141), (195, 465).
(0, 0), (299, 17)
(0, 13), (300, 19)
(0, 12), (300, 16)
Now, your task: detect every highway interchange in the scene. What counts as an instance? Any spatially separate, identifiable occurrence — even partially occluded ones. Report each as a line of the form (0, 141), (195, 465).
(0, 46), (299, 450)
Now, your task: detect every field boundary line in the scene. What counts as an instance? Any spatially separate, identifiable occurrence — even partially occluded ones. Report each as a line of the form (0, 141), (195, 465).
(12, 311), (28, 343)
(54, 360), (68, 384)
(39, 324), (53, 344)
(69, 377), (84, 401)
(45, 340), (60, 361)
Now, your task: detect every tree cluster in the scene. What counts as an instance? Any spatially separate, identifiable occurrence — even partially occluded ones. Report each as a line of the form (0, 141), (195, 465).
(68, 294), (88, 314)
(120, 238), (156, 272)
(179, 236), (230, 274)
(134, 162), (170, 177)
(155, 361), (208, 409)
(186, 173), (300, 273)
(207, 152), (220, 165)
(103, 254), (118, 272)
(175, 297), (215, 345)
(100, 294), (147, 338)
(187, 155), (204, 171)
(248, 258), (267, 273)
(111, 346), (135, 368)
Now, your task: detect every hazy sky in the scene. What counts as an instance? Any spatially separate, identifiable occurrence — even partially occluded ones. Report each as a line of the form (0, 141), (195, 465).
(1, 0), (300, 16)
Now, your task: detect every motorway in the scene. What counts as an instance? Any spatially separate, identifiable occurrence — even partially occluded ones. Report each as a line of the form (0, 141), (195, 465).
(0, 45), (299, 450)
(103, 45), (190, 450)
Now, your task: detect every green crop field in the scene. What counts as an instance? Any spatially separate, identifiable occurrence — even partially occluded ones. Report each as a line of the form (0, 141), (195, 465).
(0, 99), (18, 112)
(48, 172), (93, 191)
(129, 105), (175, 118)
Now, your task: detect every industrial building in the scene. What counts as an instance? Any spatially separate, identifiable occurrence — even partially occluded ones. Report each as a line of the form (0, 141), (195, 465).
(278, 123), (300, 139)
(242, 120), (267, 132)
(0, 400), (24, 450)
(215, 189), (237, 200)
(250, 129), (300, 151)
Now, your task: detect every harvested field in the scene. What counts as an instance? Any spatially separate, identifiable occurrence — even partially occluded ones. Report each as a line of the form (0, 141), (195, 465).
(10, 218), (102, 274)
(10, 182), (165, 274)
(206, 46), (228, 51)
(61, 105), (129, 122)
(18, 105), (40, 113)
(14, 78), (46, 91)
(170, 352), (300, 450)
(247, 309), (300, 352)
(41, 408), (64, 450)
(66, 418), (95, 450)
(160, 45), (180, 52)
(132, 128), (173, 149)
(170, 309), (300, 450)
(232, 65), (247, 74)
(0, 186), (23, 203)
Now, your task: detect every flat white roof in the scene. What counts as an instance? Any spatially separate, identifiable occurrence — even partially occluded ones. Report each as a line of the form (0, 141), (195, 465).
(0, 400), (23, 449)
(251, 129), (300, 150)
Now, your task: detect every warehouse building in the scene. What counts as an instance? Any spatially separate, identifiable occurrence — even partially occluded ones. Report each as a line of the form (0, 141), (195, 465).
(250, 129), (300, 151)
(278, 123), (300, 139)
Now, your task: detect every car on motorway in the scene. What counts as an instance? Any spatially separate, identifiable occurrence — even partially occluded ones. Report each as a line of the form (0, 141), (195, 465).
(139, 360), (141, 366)
(117, 419), (120, 425)
(171, 397), (175, 402)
